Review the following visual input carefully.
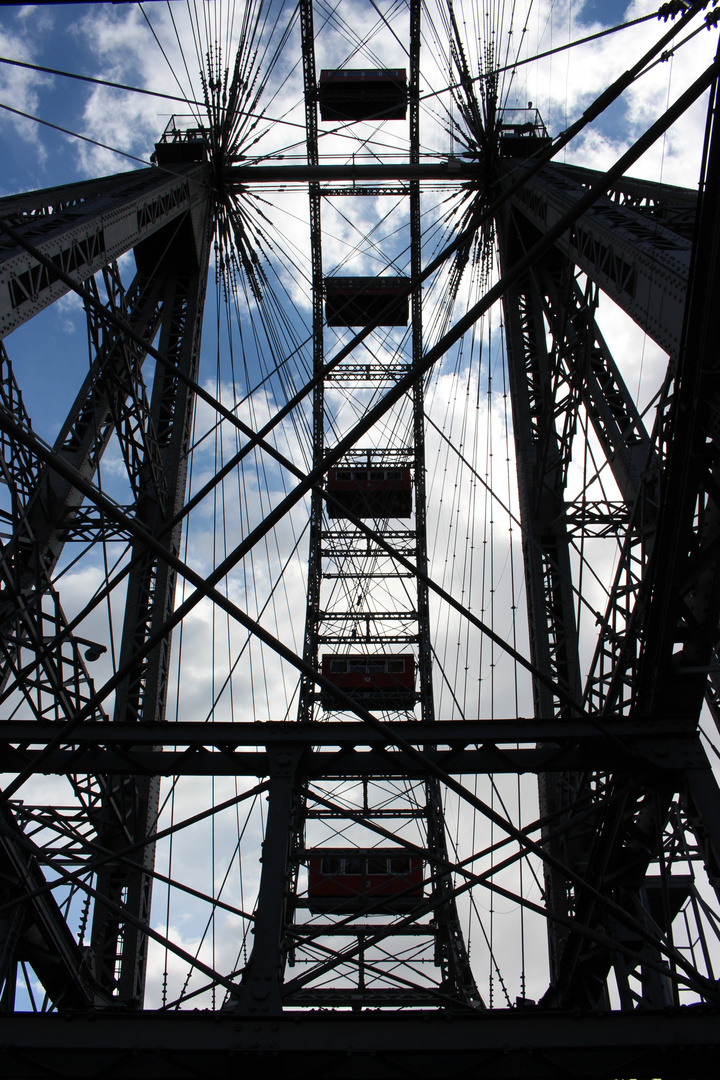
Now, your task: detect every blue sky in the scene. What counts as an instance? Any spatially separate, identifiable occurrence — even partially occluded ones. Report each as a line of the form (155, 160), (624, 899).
(0, 0), (712, 462)
(0, 0), (714, 423)
(0, 1), (711, 185)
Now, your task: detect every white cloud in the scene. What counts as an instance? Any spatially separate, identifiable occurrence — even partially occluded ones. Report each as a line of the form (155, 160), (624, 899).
(0, 13), (51, 163)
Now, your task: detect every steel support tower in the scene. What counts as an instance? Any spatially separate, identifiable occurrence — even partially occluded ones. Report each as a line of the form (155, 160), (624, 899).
(0, 1), (719, 1075)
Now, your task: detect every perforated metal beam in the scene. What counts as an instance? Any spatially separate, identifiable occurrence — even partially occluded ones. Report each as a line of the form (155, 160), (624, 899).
(506, 160), (692, 356)
(0, 165), (206, 337)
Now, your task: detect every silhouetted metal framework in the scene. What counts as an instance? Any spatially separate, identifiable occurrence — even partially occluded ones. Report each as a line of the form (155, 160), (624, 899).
(0, 1), (719, 1075)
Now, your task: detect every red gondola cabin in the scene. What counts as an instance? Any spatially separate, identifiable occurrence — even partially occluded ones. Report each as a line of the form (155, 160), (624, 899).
(319, 69), (407, 122)
(320, 654), (416, 711)
(306, 848), (423, 912)
(325, 277), (409, 327)
(327, 465), (412, 518)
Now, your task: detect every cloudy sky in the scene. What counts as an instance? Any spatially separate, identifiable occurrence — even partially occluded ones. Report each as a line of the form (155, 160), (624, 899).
(1, 0), (717, 1011)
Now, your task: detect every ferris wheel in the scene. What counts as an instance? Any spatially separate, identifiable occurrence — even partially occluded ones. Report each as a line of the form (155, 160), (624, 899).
(0, 0), (719, 1073)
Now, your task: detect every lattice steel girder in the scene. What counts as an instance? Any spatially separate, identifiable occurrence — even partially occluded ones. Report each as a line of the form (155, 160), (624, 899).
(497, 183), (640, 992)
(544, 764), (720, 1012)
(0, 171), (176, 224)
(505, 160), (693, 356)
(552, 162), (698, 240)
(317, 610), (418, 621)
(564, 500), (630, 538)
(326, 363), (409, 382)
(297, 0), (324, 730)
(494, 121), (708, 1000)
(287, 0), (479, 1011)
(0, 339), (113, 1012)
(111, 259), (210, 727)
(0, 164), (207, 337)
(3, 1007), (718, 1078)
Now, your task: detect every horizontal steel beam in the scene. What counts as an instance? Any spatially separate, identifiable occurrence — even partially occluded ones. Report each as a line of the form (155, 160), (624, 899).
(227, 160), (483, 183)
(0, 716), (698, 744)
(2, 1008), (718, 1078)
(0, 718), (706, 777)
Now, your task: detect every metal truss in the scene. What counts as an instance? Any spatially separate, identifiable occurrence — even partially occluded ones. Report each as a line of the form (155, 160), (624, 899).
(0, 1), (719, 1075)
(0, 156), (213, 1006)
(244, 0), (480, 1012)
(496, 60), (720, 1010)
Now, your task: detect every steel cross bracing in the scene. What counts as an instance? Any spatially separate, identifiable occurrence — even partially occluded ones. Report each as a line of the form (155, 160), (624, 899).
(0, 0), (718, 1071)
